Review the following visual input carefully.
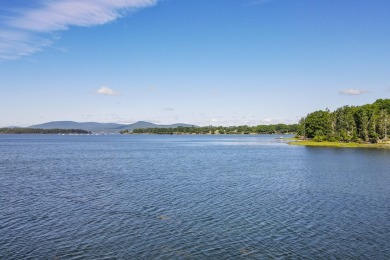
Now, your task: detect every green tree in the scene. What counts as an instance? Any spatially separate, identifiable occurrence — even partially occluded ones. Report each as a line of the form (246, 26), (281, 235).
(304, 110), (332, 139)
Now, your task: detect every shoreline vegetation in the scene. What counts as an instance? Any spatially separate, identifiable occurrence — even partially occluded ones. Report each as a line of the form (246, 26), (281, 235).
(120, 124), (299, 135)
(0, 128), (90, 135)
(290, 98), (390, 149)
(288, 139), (390, 149)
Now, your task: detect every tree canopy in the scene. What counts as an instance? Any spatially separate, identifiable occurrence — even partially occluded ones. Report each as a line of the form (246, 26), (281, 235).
(297, 99), (390, 143)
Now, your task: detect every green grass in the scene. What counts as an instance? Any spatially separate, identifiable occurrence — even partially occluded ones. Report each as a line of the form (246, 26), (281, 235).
(288, 140), (390, 149)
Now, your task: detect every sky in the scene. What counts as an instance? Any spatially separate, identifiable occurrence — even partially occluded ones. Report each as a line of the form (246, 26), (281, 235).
(0, 0), (389, 127)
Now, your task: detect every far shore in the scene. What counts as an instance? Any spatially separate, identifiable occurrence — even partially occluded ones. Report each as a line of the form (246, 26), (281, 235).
(288, 140), (390, 149)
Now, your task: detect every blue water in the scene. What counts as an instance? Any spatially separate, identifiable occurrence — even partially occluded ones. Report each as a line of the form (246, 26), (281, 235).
(1, 135), (390, 259)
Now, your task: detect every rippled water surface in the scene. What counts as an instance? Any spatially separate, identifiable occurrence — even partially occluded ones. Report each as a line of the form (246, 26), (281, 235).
(1, 135), (390, 259)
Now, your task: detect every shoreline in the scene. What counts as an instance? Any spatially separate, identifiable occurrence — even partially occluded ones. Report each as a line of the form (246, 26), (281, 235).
(288, 140), (390, 149)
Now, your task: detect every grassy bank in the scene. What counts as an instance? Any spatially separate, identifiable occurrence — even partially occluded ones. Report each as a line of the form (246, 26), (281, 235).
(288, 140), (390, 149)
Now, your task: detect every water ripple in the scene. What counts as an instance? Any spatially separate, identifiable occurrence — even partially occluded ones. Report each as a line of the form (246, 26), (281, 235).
(1, 135), (390, 259)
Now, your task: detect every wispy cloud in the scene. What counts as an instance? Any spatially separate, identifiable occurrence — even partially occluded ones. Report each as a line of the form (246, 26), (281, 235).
(244, 0), (274, 7)
(208, 89), (220, 97)
(191, 113), (297, 127)
(0, 0), (157, 60)
(147, 87), (158, 92)
(338, 89), (370, 96)
(0, 30), (53, 60)
(163, 107), (174, 111)
(96, 86), (121, 96)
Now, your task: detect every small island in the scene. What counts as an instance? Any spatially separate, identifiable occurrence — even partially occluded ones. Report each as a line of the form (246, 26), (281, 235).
(0, 128), (91, 135)
(289, 99), (390, 148)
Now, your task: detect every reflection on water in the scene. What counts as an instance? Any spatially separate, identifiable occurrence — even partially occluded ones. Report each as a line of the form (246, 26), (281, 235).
(1, 134), (390, 259)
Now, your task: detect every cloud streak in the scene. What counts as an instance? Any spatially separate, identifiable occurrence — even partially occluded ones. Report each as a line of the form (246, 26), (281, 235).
(0, 0), (157, 60)
(338, 89), (370, 96)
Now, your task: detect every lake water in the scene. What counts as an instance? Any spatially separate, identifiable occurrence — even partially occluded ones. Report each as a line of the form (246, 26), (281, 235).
(1, 134), (390, 259)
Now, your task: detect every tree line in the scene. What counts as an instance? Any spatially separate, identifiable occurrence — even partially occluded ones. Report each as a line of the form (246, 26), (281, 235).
(121, 124), (298, 135)
(0, 128), (91, 134)
(297, 99), (390, 143)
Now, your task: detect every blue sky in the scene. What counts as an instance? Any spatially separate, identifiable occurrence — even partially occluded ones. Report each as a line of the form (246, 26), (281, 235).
(1, 0), (389, 127)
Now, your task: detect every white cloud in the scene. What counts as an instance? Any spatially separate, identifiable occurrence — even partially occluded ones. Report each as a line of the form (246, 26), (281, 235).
(96, 86), (121, 96)
(0, 0), (157, 60)
(0, 30), (53, 60)
(8, 0), (157, 32)
(338, 89), (370, 96)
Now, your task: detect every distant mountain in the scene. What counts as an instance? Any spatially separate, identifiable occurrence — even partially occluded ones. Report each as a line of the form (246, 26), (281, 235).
(30, 121), (124, 131)
(29, 121), (195, 133)
(113, 121), (195, 131)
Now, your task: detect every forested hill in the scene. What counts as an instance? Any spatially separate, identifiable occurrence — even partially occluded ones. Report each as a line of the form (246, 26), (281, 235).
(0, 128), (91, 134)
(29, 121), (194, 133)
(121, 124), (298, 135)
(297, 99), (390, 143)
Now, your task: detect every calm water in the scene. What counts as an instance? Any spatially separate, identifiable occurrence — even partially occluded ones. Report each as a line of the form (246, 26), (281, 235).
(1, 135), (390, 259)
